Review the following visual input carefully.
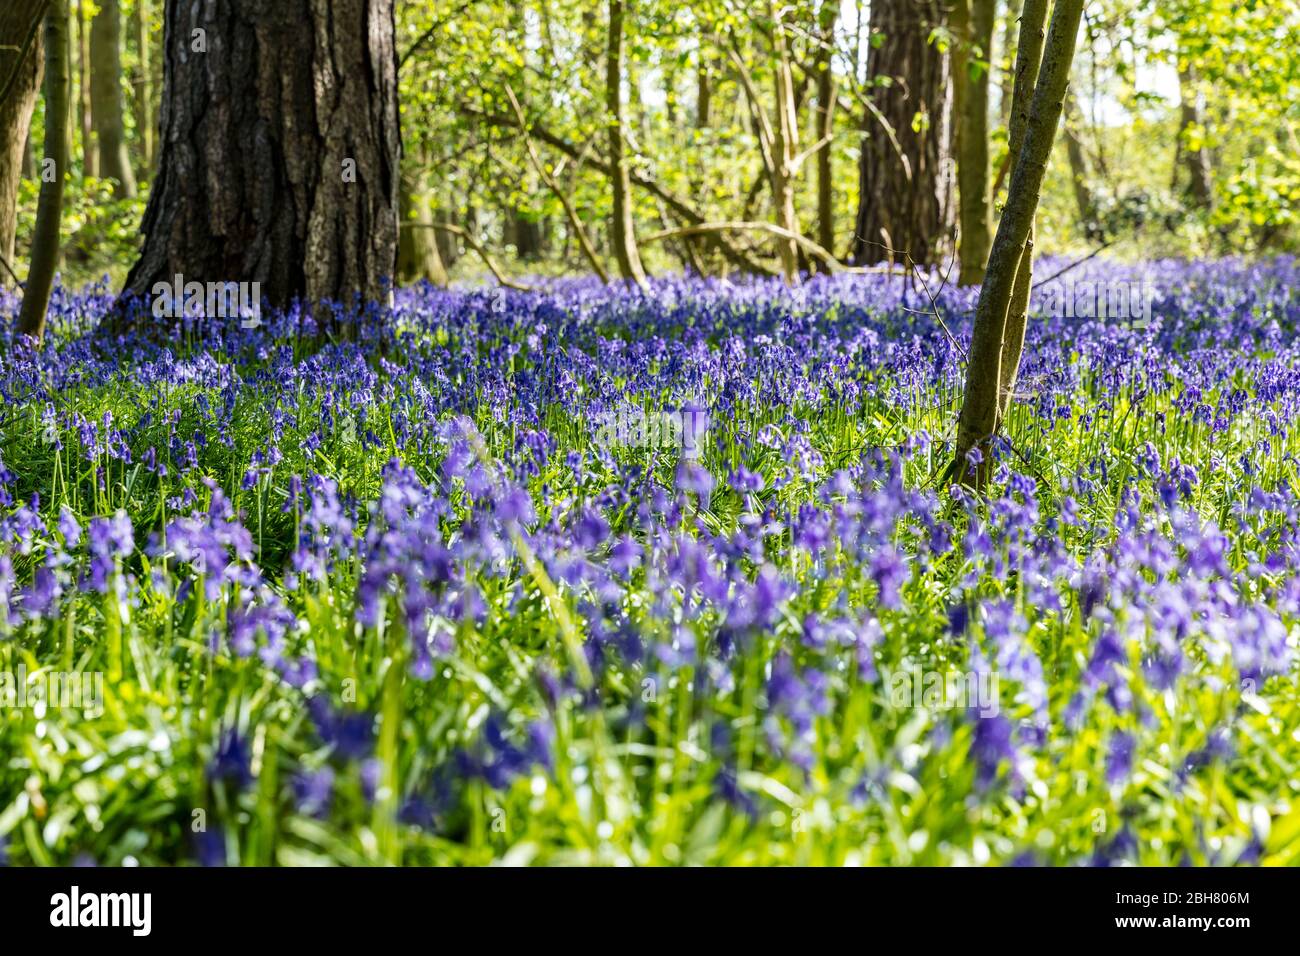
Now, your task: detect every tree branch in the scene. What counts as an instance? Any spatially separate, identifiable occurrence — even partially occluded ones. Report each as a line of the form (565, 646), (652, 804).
(641, 221), (906, 276)
(503, 83), (609, 283)
(460, 103), (775, 275)
(411, 222), (533, 292)
(399, 1), (477, 72)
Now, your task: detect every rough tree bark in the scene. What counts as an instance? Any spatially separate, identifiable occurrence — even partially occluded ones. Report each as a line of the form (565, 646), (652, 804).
(952, 0), (1084, 482)
(89, 0), (136, 198)
(17, 0), (69, 341)
(0, 0), (48, 281)
(119, 0), (400, 324)
(952, 0), (995, 285)
(851, 0), (954, 268)
(606, 0), (647, 287)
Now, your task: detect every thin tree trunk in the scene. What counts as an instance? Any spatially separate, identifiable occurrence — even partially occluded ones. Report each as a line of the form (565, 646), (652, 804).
(134, 0), (154, 172)
(996, 218), (1034, 424)
(851, 0), (954, 268)
(769, 8), (801, 285)
(953, 0), (1084, 480)
(505, 3), (544, 264)
(729, 16), (814, 287)
(664, 59), (677, 126)
(696, 51), (711, 128)
(992, 0), (1049, 426)
(74, 0), (95, 177)
(506, 208), (544, 260)
(89, 0), (135, 198)
(853, 0), (864, 84)
(1063, 91), (1099, 236)
(17, 0), (69, 341)
(0, 0), (47, 279)
(999, 0), (1021, 125)
(689, 48), (713, 270)
(23, 129), (38, 179)
(1175, 62), (1212, 209)
(435, 207), (458, 268)
(814, 0), (837, 264)
(397, 173), (448, 287)
(606, 0), (646, 287)
(119, 0), (401, 326)
(953, 0), (995, 285)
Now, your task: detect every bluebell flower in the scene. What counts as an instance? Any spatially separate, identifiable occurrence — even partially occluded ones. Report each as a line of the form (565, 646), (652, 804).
(209, 730), (252, 791)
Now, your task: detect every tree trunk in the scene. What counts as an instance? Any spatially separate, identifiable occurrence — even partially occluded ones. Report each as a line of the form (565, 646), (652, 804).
(23, 129), (38, 180)
(0, 0), (47, 280)
(17, 0), (69, 342)
(770, 10), (801, 285)
(74, 0), (95, 177)
(435, 208), (459, 268)
(397, 174), (448, 287)
(606, 0), (646, 287)
(992, 0), (1048, 427)
(504, 3), (544, 266)
(688, 49), (712, 271)
(1063, 91), (1100, 237)
(1175, 62), (1213, 209)
(999, 0), (1021, 125)
(133, 0), (154, 173)
(814, 0), (837, 264)
(507, 208), (544, 260)
(851, 0), (954, 268)
(952, 0), (1084, 481)
(119, 0), (401, 325)
(953, 0), (995, 285)
(89, 0), (136, 198)
(696, 52), (711, 128)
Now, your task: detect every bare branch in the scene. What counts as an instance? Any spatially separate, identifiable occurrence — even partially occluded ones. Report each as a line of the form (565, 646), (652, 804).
(641, 221), (907, 276)
(788, 131), (835, 175)
(503, 83), (609, 283)
(459, 104), (775, 276)
(413, 222), (533, 292)
(399, 1), (477, 72)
